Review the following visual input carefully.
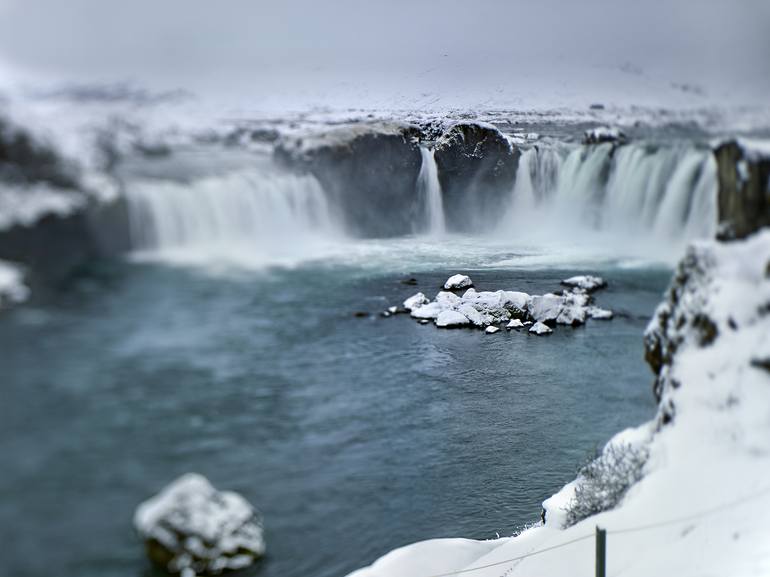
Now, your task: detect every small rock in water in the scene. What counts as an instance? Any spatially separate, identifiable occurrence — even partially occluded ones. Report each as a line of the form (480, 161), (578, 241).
(561, 275), (608, 293)
(381, 311), (392, 318)
(403, 292), (429, 311)
(134, 473), (265, 576)
(443, 274), (474, 290)
(354, 311), (369, 318)
(485, 326), (500, 334)
(400, 277), (418, 286)
(588, 306), (614, 320)
(436, 309), (471, 328)
(387, 306), (398, 314)
(529, 321), (553, 335)
(507, 319), (525, 330)
(419, 319), (431, 325)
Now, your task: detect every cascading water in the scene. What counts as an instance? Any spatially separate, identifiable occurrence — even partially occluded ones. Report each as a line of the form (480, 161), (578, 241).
(417, 147), (445, 235)
(503, 141), (717, 251)
(124, 157), (341, 267)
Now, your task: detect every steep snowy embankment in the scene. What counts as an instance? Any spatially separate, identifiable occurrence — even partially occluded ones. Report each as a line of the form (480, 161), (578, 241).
(349, 232), (770, 577)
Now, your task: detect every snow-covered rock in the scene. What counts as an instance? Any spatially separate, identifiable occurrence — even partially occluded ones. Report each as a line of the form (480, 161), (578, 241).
(507, 319), (525, 329)
(134, 473), (265, 576)
(561, 275), (607, 293)
(529, 321), (553, 335)
(485, 326), (500, 334)
(403, 292), (429, 311)
(400, 277), (610, 333)
(349, 233), (770, 577)
(387, 306), (397, 314)
(587, 306), (613, 320)
(443, 274), (473, 290)
(436, 309), (471, 328)
(0, 260), (29, 308)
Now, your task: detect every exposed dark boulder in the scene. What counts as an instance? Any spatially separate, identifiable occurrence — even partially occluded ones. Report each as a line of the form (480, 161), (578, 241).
(714, 140), (770, 240)
(275, 123), (424, 237)
(433, 122), (519, 232)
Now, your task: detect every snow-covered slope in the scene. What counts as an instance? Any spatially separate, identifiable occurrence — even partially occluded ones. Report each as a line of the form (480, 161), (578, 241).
(348, 231), (770, 577)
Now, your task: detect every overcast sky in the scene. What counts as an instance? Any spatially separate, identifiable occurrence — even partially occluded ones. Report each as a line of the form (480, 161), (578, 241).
(0, 0), (768, 110)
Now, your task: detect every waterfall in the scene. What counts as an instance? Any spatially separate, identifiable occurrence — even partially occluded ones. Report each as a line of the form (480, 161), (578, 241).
(417, 147), (445, 235)
(502, 142), (717, 247)
(124, 159), (340, 266)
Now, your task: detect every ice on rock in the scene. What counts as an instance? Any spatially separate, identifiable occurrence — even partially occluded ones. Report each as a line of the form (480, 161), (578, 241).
(443, 274), (473, 290)
(507, 319), (525, 329)
(134, 473), (265, 576)
(561, 275), (608, 293)
(529, 321), (553, 335)
(436, 310), (471, 328)
(485, 326), (500, 334)
(403, 292), (429, 311)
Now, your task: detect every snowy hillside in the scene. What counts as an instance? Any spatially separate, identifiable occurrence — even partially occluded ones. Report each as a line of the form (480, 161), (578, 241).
(349, 231), (770, 577)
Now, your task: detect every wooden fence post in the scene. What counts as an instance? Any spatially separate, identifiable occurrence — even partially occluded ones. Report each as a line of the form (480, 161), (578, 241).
(595, 526), (607, 577)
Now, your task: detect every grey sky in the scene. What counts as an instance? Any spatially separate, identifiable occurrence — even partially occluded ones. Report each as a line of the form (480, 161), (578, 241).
(0, 0), (768, 110)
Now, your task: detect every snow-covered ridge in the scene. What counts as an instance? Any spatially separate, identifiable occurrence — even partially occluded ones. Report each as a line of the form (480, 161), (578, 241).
(349, 232), (770, 577)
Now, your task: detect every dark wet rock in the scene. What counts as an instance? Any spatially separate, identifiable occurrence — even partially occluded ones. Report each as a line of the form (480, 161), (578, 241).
(275, 123), (424, 237)
(713, 139), (770, 240)
(433, 122), (519, 232)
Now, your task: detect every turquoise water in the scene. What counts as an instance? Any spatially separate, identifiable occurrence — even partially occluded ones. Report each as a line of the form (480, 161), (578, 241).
(0, 254), (667, 577)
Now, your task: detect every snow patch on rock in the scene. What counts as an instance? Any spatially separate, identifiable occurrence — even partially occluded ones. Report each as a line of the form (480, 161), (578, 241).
(529, 321), (553, 335)
(0, 260), (29, 308)
(443, 274), (473, 290)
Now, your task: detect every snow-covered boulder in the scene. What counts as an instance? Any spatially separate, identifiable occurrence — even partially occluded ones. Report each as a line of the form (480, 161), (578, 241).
(485, 326), (500, 334)
(582, 126), (627, 145)
(529, 321), (553, 335)
(436, 309), (471, 328)
(443, 274), (473, 290)
(134, 473), (266, 576)
(528, 291), (589, 326)
(561, 275), (607, 293)
(507, 318), (525, 329)
(403, 292), (429, 311)
(410, 301), (443, 320)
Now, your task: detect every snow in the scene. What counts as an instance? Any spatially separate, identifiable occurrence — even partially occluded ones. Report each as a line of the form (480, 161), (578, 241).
(561, 275), (607, 293)
(583, 126), (627, 145)
(0, 260), (29, 307)
(401, 278), (611, 332)
(403, 292), (429, 311)
(436, 309), (471, 328)
(443, 274), (473, 290)
(529, 321), (553, 335)
(134, 473), (265, 576)
(507, 319), (525, 329)
(485, 326), (500, 334)
(349, 232), (770, 577)
(0, 184), (87, 230)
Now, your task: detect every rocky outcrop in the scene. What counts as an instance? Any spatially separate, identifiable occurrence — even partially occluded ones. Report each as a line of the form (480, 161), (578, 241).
(714, 139), (770, 240)
(275, 123), (424, 237)
(644, 231), (770, 423)
(433, 122), (519, 232)
(134, 473), (266, 576)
